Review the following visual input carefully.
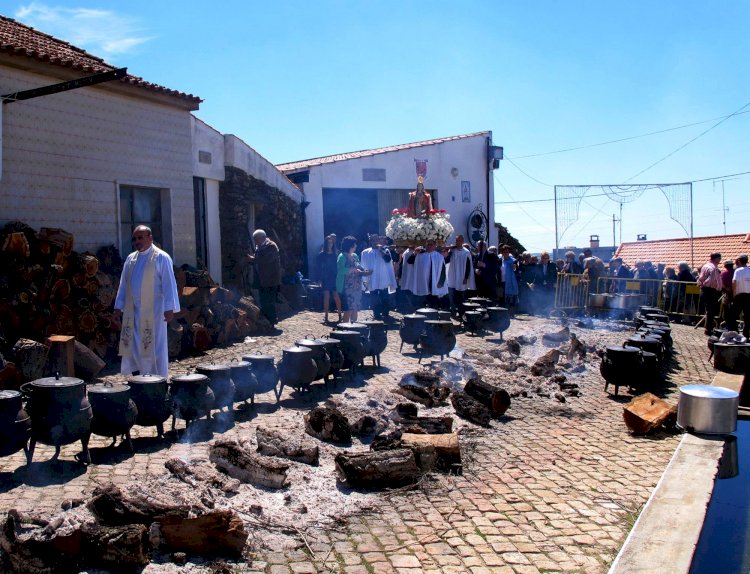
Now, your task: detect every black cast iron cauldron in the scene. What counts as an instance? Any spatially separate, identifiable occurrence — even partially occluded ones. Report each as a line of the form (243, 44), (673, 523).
(713, 343), (750, 374)
(0, 390), (31, 458)
(467, 297), (492, 308)
(338, 322), (371, 362)
(415, 307), (440, 321)
(400, 314), (426, 352)
(484, 307), (511, 338)
(463, 311), (484, 336)
(461, 302), (482, 316)
(88, 382), (138, 451)
(25, 374), (92, 464)
(169, 373), (214, 429)
(196, 363), (235, 411)
(419, 320), (456, 362)
(329, 329), (366, 377)
(600, 345), (643, 395)
(362, 320), (387, 367)
(243, 353), (280, 400)
(626, 334), (663, 364)
(315, 336), (344, 382)
(296, 337), (332, 383)
(127, 374), (172, 438)
(278, 346), (318, 393)
(436, 310), (453, 322)
(229, 359), (258, 406)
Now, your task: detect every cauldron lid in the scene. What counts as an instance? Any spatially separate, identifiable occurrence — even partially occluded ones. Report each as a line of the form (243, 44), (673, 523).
(338, 322), (367, 329)
(403, 314), (426, 319)
(641, 351), (657, 358)
(244, 353), (274, 362)
(416, 308), (439, 314)
(88, 383), (129, 395)
(424, 320), (453, 325)
(627, 335), (660, 343)
(0, 390), (21, 400)
(296, 338), (326, 348)
(362, 320), (385, 326)
(230, 360), (251, 369)
(32, 375), (84, 388)
(464, 310), (482, 316)
(128, 374), (167, 384)
(283, 346), (312, 354)
(606, 345), (641, 353)
(486, 306), (509, 311)
(315, 337), (341, 345)
(330, 330), (358, 336)
(196, 363), (231, 372)
(171, 373), (208, 384)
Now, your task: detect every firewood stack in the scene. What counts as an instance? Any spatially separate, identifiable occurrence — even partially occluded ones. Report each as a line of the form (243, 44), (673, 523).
(0, 221), (265, 385)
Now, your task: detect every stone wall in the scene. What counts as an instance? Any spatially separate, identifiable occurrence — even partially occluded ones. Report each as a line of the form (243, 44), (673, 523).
(220, 166), (305, 292)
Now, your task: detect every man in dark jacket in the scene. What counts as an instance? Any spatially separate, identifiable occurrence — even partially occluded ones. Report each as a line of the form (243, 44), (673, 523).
(247, 229), (282, 327)
(530, 251), (558, 315)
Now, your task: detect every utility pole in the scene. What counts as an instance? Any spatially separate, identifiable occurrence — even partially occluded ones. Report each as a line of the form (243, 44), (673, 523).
(722, 180), (728, 235)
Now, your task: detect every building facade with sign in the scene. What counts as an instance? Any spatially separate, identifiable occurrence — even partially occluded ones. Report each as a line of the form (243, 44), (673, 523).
(276, 131), (498, 275)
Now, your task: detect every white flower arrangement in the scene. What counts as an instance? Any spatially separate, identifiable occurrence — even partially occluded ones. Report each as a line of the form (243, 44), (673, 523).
(385, 210), (454, 246)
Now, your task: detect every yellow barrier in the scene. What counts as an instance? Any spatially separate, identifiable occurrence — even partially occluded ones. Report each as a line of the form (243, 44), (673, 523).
(554, 273), (589, 311)
(592, 277), (703, 320)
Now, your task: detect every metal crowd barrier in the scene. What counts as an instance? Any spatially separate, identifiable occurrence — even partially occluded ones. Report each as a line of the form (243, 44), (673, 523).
(554, 273), (589, 312)
(592, 277), (703, 320)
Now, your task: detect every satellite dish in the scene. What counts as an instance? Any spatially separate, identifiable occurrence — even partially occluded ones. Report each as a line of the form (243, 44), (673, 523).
(467, 205), (488, 248)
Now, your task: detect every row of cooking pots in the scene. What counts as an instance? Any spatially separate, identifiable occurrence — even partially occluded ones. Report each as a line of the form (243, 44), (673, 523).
(589, 293), (647, 311)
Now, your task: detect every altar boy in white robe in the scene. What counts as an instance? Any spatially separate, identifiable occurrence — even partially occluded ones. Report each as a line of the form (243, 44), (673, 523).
(446, 234), (476, 316)
(115, 225), (180, 377)
(361, 235), (398, 320)
(407, 239), (448, 308)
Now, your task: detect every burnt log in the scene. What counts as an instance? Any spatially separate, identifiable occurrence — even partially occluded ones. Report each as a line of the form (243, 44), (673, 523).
(398, 416), (454, 434)
(2, 232), (31, 258)
(335, 449), (420, 487)
(256, 426), (320, 465)
(451, 392), (491, 427)
(401, 432), (461, 471)
(87, 483), (192, 526)
(623, 392), (677, 434)
(12, 338), (50, 381)
(81, 523), (150, 570)
(464, 377), (511, 417)
(190, 324), (211, 352)
(304, 406), (352, 444)
(74, 340), (106, 380)
(154, 509), (248, 557)
(165, 457), (240, 494)
(209, 438), (289, 489)
(531, 349), (561, 377)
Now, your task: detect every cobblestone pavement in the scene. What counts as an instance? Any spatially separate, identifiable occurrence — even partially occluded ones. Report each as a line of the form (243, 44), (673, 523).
(0, 309), (715, 573)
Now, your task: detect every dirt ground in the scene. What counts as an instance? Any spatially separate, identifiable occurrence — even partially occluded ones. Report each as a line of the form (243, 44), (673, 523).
(0, 306), (714, 573)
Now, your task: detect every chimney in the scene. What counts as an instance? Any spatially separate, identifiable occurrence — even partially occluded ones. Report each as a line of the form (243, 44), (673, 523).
(637, 234), (647, 241)
(590, 234), (600, 248)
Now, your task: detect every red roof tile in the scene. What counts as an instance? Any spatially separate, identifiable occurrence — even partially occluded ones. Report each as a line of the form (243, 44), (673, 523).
(276, 131), (491, 172)
(615, 232), (750, 270)
(0, 15), (200, 107)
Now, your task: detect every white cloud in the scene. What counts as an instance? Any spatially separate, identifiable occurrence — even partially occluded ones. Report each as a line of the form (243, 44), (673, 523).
(15, 3), (152, 57)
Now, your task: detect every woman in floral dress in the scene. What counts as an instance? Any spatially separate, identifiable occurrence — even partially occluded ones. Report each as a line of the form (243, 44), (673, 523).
(336, 235), (372, 323)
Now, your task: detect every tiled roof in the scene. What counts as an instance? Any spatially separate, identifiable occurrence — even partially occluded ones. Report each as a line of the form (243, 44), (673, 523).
(276, 131), (491, 172)
(0, 15), (201, 106)
(615, 232), (750, 270)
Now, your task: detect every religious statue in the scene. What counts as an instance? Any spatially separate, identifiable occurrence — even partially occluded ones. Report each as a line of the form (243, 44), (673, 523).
(407, 177), (433, 218)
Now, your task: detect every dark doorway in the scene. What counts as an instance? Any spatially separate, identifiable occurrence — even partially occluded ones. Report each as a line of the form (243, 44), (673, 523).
(323, 188), (379, 247)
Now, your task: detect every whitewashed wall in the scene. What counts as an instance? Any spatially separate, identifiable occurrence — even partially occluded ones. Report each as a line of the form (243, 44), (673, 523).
(299, 133), (494, 267)
(0, 65), (195, 264)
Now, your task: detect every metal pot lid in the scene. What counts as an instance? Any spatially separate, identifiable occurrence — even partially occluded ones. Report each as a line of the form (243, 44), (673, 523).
(196, 363), (231, 372)
(680, 384), (739, 399)
(425, 320), (453, 325)
(283, 346), (312, 354)
(627, 335), (660, 343)
(714, 342), (750, 348)
(464, 311), (482, 317)
(330, 329), (359, 336)
(244, 353), (274, 362)
(338, 322), (367, 329)
(229, 360), (251, 369)
(32, 375), (84, 388)
(296, 338), (326, 348)
(403, 314), (427, 319)
(362, 320), (385, 326)
(415, 308), (439, 314)
(486, 306), (509, 311)
(128, 374), (167, 384)
(641, 350), (657, 358)
(606, 345), (641, 354)
(0, 390), (21, 400)
(315, 337), (340, 346)
(171, 373), (208, 384)
(88, 383), (130, 394)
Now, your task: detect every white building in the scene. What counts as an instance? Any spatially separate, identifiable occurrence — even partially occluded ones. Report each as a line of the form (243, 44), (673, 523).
(276, 132), (500, 272)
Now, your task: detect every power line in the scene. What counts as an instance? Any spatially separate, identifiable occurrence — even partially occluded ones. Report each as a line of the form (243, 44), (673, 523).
(511, 109), (750, 159)
(624, 99), (750, 182)
(494, 173), (555, 232)
(505, 157), (553, 187)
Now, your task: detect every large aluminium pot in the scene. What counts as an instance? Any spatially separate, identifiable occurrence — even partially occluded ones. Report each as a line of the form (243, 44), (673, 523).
(588, 293), (608, 308)
(127, 374), (172, 437)
(0, 390), (31, 458)
(25, 374), (92, 464)
(677, 385), (738, 434)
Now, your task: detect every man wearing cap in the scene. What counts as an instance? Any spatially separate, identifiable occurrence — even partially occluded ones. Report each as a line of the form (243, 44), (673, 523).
(731, 255), (750, 338)
(697, 252), (723, 335)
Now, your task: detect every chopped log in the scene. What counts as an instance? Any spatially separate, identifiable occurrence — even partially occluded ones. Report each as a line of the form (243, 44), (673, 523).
(167, 320), (184, 359)
(52, 304), (75, 335)
(87, 483), (193, 526)
(39, 227), (74, 256)
(393, 383), (451, 407)
(165, 457), (240, 494)
(464, 377), (511, 417)
(50, 278), (71, 301)
(77, 310), (98, 334)
(451, 392), (491, 427)
(209, 286), (233, 304)
(623, 393), (677, 434)
(335, 449), (421, 487)
(256, 426), (320, 465)
(394, 402), (419, 419)
(2, 232), (31, 258)
(401, 432), (461, 471)
(398, 416), (454, 434)
(530, 349), (561, 377)
(88, 333), (109, 360)
(235, 296), (261, 322)
(81, 523), (150, 569)
(46, 335), (76, 377)
(304, 406), (352, 444)
(0, 361), (23, 391)
(74, 340), (106, 380)
(542, 326), (570, 345)
(209, 438), (289, 489)
(155, 508), (248, 557)
(190, 324), (211, 352)
(180, 286), (203, 307)
(12, 338), (50, 381)
(79, 254), (99, 278)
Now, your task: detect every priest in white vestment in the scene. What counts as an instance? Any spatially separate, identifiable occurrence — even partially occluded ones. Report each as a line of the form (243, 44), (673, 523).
(445, 234), (476, 316)
(360, 235), (397, 320)
(408, 239), (448, 308)
(115, 225), (180, 377)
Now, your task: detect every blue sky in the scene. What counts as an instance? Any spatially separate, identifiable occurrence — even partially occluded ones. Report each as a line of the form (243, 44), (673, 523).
(7, 1), (749, 253)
